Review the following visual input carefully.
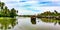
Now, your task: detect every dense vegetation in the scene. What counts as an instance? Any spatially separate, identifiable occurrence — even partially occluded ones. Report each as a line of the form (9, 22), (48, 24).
(0, 1), (18, 17)
(0, 2), (18, 30)
(37, 10), (60, 17)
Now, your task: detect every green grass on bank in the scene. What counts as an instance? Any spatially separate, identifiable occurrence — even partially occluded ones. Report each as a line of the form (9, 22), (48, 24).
(0, 17), (16, 19)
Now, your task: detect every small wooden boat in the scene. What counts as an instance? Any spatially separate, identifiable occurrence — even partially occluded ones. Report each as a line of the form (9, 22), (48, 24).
(31, 15), (36, 24)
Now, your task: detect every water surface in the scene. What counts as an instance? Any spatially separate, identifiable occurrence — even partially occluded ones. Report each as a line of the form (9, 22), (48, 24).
(12, 17), (60, 30)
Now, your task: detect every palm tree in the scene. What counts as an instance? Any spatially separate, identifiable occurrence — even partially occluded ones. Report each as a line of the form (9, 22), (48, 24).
(54, 10), (58, 14)
(1, 2), (5, 9)
(4, 6), (8, 16)
(0, 2), (1, 10)
(10, 8), (17, 18)
(0, 1), (1, 7)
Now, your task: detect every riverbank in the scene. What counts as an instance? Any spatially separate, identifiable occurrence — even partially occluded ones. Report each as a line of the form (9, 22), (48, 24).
(0, 17), (16, 19)
(37, 16), (60, 20)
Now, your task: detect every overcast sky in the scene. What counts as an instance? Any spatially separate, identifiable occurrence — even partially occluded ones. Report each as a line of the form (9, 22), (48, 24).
(1, 0), (60, 15)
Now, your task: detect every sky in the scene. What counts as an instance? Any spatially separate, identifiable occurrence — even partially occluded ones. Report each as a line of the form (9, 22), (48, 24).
(1, 0), (60, 15)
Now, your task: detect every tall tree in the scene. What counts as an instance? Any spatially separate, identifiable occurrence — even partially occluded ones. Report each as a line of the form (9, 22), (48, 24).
(1, 2), (5, 9)
(0, 1), (18, 17)
(4, 6), (10, 17)
(54, 10), (58, 14)
(10, 8), (17, 18)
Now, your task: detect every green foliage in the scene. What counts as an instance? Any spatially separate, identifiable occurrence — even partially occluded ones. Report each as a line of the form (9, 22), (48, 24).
(0, 1), (18, 17)
(10, 8), (17, 18)
(37, 10), (60, 16)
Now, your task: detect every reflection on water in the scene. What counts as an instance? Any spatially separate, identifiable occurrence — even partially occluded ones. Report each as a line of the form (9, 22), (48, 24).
(0, 18), (17, 30)
(31, 19), (36, 24)
(1, 17), (60, 30)
(40, 18), (60, 25)
(31, 17), (36, 24)
(14, 17), (60, 30)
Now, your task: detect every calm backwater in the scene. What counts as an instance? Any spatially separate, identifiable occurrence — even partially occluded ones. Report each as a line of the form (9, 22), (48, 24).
(12, 17), (60, 30)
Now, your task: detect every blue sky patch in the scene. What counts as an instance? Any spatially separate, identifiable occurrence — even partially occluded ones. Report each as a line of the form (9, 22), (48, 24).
(1, 0), (60, 15)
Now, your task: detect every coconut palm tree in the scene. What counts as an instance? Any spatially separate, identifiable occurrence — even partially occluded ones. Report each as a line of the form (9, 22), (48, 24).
(10, 8), (17, 18)
(1, 2), (5, 9)
(54, 10), (58, 14)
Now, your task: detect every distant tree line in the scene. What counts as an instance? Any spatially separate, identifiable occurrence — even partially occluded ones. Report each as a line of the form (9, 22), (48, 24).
(37, 10), (60, 17)
(19, 15), (35, 17)
(0, 1), (18, 17)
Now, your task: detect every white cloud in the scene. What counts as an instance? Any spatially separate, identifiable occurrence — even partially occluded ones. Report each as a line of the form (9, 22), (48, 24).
(17, 6), (60, 15)
(17, 9), (39, 15)
(1, 0), (20, 2)
(1, 0), (60, 15)
(35, 6), (60, 12)
(40, 0), (60, 2)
